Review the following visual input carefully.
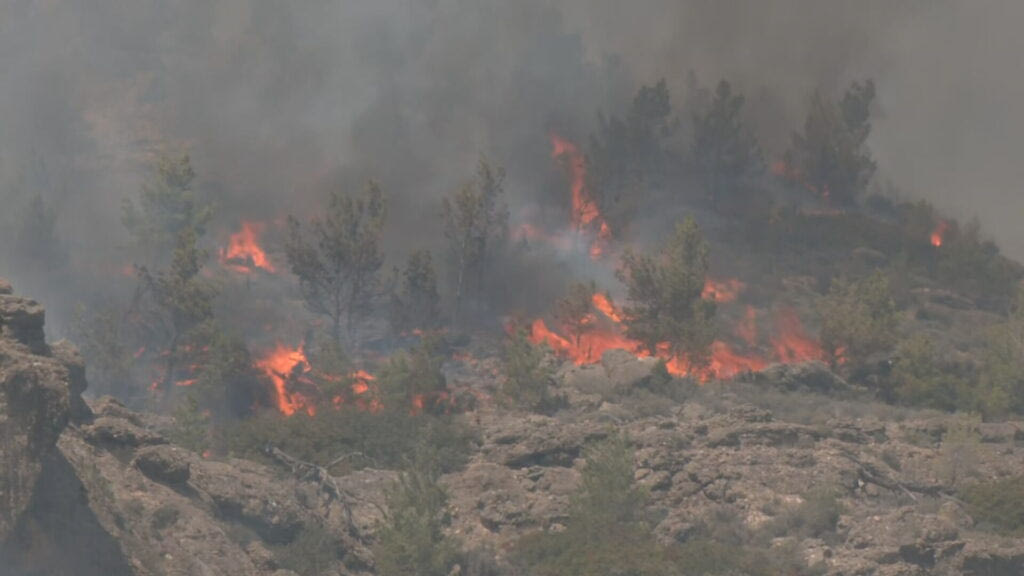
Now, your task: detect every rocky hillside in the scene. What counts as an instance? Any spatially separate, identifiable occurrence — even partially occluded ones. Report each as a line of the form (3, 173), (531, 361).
(3, 280), (1024, 576)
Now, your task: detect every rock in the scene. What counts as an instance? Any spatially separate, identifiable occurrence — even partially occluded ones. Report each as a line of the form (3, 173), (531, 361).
(82, 415), (167, 447)
(134, 445), (192, 486)
(0, 292), (47, 354)
(0, 287), (71, 540)
(754, 361), (848, 393)
(188, 458), (306, 543)
(50, 340), (93, 422)
(977, 422), (1020, 443)
(601, 349), (664, 391)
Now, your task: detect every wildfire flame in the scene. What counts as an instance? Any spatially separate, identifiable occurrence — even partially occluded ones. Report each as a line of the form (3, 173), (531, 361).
(550, 133), (611, 259)
(703, 278), (745, 303)
(526, 285), (771, 381)
(930, 220), (949, 247)
(255, 344), (316, 416)
(737, 305), (758, 347)
(221, 221), (276, 274)
(770, 308), (824, 363)
(527, 285), (828, 382)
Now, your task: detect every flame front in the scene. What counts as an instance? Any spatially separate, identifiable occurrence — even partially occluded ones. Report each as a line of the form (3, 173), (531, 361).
(221, 221), (276, 274)
(528, 286), (826, 382)
(770, 308), (824, 363)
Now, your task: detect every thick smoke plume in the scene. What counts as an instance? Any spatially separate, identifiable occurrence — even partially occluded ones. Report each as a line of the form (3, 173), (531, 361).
(2, 0), (1023, 331)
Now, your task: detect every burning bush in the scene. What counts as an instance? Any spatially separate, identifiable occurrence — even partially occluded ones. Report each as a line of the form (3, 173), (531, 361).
(617, 216), (716, 368)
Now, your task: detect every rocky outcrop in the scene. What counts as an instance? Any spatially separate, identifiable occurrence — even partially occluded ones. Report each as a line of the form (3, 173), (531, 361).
(5, 279), (1024, 576)
(0, 281), (72, 541)
(0, 280), (389, 576)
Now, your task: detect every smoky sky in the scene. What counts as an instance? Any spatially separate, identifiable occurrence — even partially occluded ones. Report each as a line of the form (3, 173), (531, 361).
(2, 0), (1024, 306)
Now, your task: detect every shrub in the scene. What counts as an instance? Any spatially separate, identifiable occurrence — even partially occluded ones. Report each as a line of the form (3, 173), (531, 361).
(514, 436), (673, 576)
(818, 270), (898, 367)
(377, 333), (451, 414)
(891, 336), (969, 411)
(501, 330), (565, 413)
(273, 524), (339, 576)
(373, 448), (462, 576)
(169, 395), (211, 454)
(961, 476), (1024, 536)
(225, 407), (476, 475)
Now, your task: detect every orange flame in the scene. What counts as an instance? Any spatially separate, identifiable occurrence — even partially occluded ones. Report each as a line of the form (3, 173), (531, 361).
(550, 133), (611, 259)
(703, 278), (745, 303)
(592, 293), (623, 323)
(255, 344), (315, 416)
(770, 308), (824, 363)
(737, 306), (758, 347)
(930, 220), (948, 247)
(221, 221), (276, 274)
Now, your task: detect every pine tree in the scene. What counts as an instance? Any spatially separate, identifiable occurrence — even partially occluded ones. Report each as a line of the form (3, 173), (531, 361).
(285, 181), (387, 345)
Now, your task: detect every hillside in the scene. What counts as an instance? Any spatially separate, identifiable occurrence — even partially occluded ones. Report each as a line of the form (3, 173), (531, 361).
(3, 280), (1024, 576)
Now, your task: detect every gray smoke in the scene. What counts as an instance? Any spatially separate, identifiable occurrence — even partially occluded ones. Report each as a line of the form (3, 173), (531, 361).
(2, 0), (1023, 328)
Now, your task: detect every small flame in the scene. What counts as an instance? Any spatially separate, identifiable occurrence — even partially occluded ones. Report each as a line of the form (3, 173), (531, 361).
(255, 344), (315, 416)
(220, 221), (276, 274)
(930, 220), (949, 247)
(703, 278), (745, 303)
(592, 293), (623, 323)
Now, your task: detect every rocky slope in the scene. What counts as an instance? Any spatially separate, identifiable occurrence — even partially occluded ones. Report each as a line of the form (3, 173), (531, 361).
(3, 280), (1024, 575)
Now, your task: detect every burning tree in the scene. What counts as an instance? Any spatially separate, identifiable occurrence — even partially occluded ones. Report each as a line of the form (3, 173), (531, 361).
(389, 249), (442, 333)
(122, 154), (212, 265)
(617, 216), (716, 368)
(442, 157), (509, 323)
(378, 333), (449, 414)
(555, 280), (597, 348)
(691, 80), (763, 206)
(786, 80), (877, 205)
(284, 181), (387, 345)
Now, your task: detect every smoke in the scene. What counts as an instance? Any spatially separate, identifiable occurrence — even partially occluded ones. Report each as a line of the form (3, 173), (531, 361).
(2, 0), (1023, 328)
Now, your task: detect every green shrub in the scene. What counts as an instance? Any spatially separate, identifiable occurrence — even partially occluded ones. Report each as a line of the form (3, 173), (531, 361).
(501, 330), (565, 414)
(169, 395), (211, 454)
(514, 435), (674, 576)
(667, 539), (822, 576)
(373, 449), (461, 576)
(818, 270), (898, 367)
(961, 476), (1024, 536)
(891, 336), (970, 411)
(272, 524), (339, 576)
(225, 407), (476, 475)
(377, 333), (451, 414)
